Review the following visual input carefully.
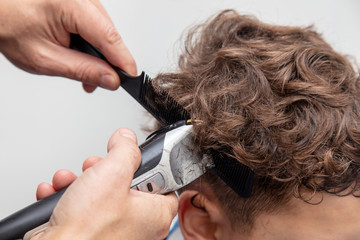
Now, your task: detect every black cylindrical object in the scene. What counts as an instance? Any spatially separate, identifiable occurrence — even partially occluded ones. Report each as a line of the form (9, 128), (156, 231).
(0, 188), (66, 240)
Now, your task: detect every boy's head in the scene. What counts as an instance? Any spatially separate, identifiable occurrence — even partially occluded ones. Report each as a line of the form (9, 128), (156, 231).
(155, 10), (360, 239)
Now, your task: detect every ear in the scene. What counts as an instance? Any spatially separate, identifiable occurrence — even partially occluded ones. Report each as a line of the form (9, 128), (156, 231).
(178, 190), (218, 240)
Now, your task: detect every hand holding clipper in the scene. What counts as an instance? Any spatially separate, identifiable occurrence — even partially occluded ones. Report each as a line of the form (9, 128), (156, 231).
(1, 127), (177, 240)
(0, 121), (213, 240)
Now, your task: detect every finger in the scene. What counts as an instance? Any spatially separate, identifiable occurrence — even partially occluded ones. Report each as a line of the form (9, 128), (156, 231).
(152, 193), (179, 238)
(36, 182), (56, 200)
(95, 128), (140, 187)
(107, 128), (138, 150)
(160, 192), (179, 219)
(131, 191), (179, 238)
(61, 0), (137, 76)
(82, 156), (102, 172)
(131, 191), (179, 218)
(82, 83), (97, 93)
(52, 169), (77, 191)
(36, 43), (120, 90)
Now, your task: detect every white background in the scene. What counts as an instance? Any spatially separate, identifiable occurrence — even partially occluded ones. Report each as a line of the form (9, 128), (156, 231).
(0, 0), (359, 222)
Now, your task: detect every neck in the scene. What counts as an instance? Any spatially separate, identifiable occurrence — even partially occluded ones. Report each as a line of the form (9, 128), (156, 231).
(248, 193), (360, 240)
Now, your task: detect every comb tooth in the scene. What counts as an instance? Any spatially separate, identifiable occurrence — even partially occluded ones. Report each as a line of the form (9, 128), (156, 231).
(141, 74), (190, 125)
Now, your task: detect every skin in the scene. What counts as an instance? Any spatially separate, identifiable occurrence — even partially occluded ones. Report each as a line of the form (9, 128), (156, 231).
(1, 0), (178, 238)
(35, 128), (178, 240)
(41, 157), (360, 240)
(0, 0), (137, 93)
(177, 187), (360, 240)
(44, 169), (360, 240)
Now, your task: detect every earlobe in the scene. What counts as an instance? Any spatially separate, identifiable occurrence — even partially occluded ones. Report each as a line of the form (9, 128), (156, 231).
(178, 190), (217, 240)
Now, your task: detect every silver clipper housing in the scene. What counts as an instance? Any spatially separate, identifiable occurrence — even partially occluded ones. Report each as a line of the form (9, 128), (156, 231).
(131, 120), (213, 194)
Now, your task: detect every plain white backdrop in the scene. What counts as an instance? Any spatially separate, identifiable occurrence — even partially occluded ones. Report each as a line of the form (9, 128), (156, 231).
(0, 0), (359, 224)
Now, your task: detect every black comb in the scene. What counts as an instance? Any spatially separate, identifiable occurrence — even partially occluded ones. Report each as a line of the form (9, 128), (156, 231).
(70, 34), (190, 125)
(211, 149), (254, 198)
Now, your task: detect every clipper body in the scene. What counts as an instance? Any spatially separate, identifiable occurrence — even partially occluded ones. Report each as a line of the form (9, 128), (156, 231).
(131, 121), (212, 194)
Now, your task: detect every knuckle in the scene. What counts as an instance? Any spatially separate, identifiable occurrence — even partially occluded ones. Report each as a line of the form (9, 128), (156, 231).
(57, 0), (83, 33)
(54, 0), (69, 20)
(104, 25), (123, 46)
(73, 61), (95, 83)
(28, 47), (48, 74)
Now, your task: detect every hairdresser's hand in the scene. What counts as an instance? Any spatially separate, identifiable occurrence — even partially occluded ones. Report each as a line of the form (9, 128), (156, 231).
(36, 156), (102, 200)
(34, 129), (178, 240)
(0, 0), (136, 93)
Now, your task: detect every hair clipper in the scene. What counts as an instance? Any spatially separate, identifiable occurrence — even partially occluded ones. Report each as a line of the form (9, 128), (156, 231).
(0, 120), (213, 240)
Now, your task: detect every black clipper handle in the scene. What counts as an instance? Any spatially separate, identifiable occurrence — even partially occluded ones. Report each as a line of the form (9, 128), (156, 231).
(0, 188), (66, 240)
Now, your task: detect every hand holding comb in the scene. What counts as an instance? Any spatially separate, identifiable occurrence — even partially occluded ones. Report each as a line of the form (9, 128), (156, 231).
(70, 34), (190, 125)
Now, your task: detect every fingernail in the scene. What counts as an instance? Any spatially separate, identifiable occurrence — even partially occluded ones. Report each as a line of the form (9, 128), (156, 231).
(118, 129), (137, 143)
(99, 74), (115, 89)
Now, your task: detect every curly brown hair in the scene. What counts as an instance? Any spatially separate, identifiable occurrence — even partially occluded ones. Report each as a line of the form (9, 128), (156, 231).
(153, 10), (360, 231)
